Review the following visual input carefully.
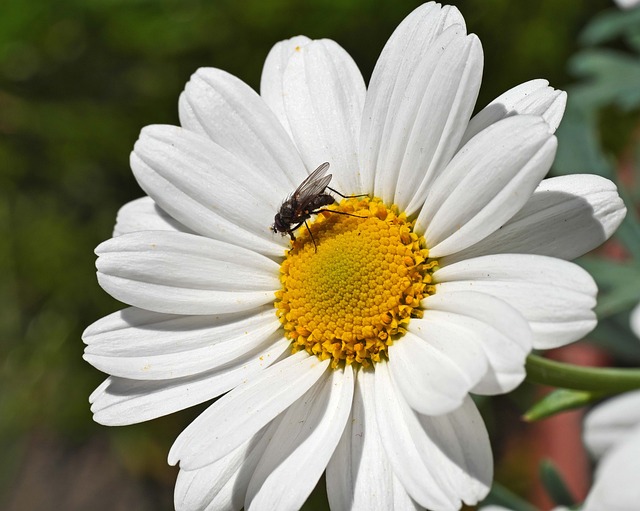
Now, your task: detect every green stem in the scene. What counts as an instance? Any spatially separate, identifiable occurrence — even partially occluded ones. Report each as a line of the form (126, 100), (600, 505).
(526, 354), (640, 392)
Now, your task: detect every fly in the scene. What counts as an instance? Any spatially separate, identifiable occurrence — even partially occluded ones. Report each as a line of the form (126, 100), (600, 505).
(272, 162), (367, 251)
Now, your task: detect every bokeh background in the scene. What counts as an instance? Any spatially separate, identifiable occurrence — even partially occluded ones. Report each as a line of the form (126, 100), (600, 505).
(2, 0), (639, 509)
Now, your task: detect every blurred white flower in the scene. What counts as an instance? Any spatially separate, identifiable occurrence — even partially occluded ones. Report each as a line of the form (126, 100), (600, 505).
(580, 303), (640, 511)
(631, 303), (640, 338)
(614, 0), (640, 10)
(85, 1), (626, 509)
(583, 390), (640, 510)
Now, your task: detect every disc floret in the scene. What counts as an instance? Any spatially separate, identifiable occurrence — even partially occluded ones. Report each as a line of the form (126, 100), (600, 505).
(275, 197), (437, 368)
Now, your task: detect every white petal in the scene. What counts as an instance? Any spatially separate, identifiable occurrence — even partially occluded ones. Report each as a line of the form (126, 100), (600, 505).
(113, 197), (192, 237)
(632, 303), (640, 339)
(245, 366), (354, 511)
(282, 39), (366, 193)
(179, 67), (307, 191)
(459, 79), (566, 147)
(168, 351), (330, 469)
(83, 306), (280, 380)
(388, 330), (486, 416)
(372, 25), (473, 206)
(418, 115), (557, 258)
(360, 2), (465, 195)
(397, 32), (483, 214)
(583, 390), (640, 459)
(416, 396), (493, 506)
(89, 337), (290, 426)
(582, 425), (640, 511)
(326, 369), (396, 511)
(95, 231), (279, 315)
(434, 254), (598, 349)
(174, 421), (275, 511)
(375, 367), (449, 509)
(375, 362), (489, 509)
(420, 290), (532, 395)
(260, 36), (312, 137)
(392, 476), (424, 511)
(131, 124), (288, 256)
(441, 174), (627, 265)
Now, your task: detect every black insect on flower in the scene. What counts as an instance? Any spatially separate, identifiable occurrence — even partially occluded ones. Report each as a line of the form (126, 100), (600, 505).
(272, 162), (367, 251)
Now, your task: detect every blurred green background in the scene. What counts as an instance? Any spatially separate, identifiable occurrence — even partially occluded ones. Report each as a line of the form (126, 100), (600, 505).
(2, 0), (639, 509)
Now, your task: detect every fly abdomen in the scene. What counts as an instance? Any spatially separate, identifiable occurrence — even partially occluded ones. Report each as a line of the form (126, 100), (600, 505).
(306, 193), (335, 213)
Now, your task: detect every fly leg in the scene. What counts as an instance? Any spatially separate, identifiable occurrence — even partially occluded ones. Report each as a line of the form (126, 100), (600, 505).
(305, 219), (318, 252)
(326, 187), (369, 199)
(286, 220), (319, 252)
(287, 220), (306, 242)
(315, 208), (366, 219)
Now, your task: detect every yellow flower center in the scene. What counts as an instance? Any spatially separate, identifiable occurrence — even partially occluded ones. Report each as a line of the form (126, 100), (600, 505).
(275, 197), (437, 368)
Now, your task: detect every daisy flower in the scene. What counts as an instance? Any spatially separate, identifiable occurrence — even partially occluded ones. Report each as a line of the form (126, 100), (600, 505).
(580, 303), (640, 511)
(84, 2), (626, 510)
(582, 389), (640, 511)
(614, 0), (640, 10)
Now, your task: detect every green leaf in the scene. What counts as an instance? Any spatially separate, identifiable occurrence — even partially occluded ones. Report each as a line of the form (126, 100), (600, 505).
(539, 459), (577, 507)
(569, 50), (640, 110)
(523, 388), (608, 422)
(553, 101), (613, 178)
(579, 7), (640, 46)
(579, 257), (640, 319)
(578, 257), (640, 290)
(589, 316), (640, 363)
(612, 181), (640, 260)
(481, 481), (539, 511)
(595, 281), (640, 319)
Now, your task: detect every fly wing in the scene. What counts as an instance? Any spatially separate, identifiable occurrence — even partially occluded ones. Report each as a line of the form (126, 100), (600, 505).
(293, 162), (332, 205)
